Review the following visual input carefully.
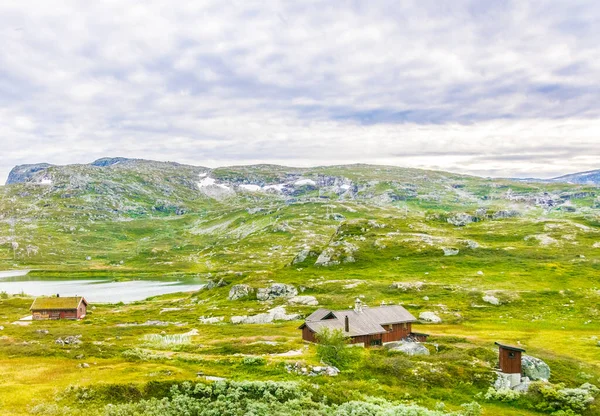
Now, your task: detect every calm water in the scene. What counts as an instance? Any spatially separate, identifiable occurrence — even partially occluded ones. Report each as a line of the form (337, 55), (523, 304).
(0, 271), (206, 303)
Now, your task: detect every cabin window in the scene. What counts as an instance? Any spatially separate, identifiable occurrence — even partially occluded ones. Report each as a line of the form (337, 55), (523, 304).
(508, 352), (515, 359)
(370, 339), (382, 346)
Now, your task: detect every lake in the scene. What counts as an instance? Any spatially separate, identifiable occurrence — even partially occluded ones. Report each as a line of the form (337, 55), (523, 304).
(0, 270), (207, 303)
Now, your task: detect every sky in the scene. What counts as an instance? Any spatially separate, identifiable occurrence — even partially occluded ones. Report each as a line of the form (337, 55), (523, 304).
(1, 0), (599, 184)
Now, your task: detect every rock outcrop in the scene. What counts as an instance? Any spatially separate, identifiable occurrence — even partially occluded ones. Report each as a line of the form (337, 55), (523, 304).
(257, 283), (298, 301)
(385, 341), (430, 356)
(522, 355), (551, 381)
(6, 163), (53, 185)
(231, 306), (300, 324)
(288, 296), (318, 306)
(228, 284), (254, 300)
(419, 311), (442, 323)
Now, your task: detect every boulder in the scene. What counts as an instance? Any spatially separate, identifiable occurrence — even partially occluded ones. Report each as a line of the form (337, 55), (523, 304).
(257, 283), (298, 301)
(231, 306), (300, 324)
(385, 341), (430, 356)
(442, 247), (459, 256)
(228, 284), (254, 300)
(522, 355), (551, 381)
(447, 213), (475, 226)
(391, 281), (424, 291)
(419, 311), (442, 323)
(482, 295), (500, 305)
(288, 296), (318, 306)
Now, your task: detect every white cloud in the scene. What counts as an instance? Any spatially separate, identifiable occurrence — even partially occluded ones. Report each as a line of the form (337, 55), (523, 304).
(0, 1), (599, 183)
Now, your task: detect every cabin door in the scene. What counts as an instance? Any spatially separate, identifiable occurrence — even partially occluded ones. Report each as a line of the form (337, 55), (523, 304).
(59, 312), (65, 319)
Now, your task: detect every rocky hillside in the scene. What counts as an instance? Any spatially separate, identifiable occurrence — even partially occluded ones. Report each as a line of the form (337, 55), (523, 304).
(551, 169), (600, 185)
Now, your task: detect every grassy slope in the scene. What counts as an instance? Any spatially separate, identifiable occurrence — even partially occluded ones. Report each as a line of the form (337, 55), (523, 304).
(0, 163), (598, 414)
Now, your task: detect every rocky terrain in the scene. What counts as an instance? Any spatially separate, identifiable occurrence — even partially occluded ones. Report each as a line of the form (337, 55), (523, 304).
(0, 159), (599, 416)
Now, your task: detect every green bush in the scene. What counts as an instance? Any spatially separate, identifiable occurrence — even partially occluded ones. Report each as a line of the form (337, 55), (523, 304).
(315, 328), (357, 369)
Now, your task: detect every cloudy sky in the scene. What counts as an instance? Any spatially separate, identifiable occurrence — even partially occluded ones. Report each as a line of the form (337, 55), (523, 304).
(1, 0), (599, 183)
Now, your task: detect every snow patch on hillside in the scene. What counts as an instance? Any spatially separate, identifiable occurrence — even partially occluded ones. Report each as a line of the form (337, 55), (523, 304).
(239, 184), (261, 192)
(294, 179), (316, 186)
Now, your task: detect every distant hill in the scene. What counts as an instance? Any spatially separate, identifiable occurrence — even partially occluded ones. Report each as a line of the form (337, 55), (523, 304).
(550, 169), (600, 185)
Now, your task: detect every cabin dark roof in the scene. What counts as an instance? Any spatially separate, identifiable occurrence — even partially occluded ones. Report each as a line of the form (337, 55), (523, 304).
(495, 342), (526, 352)
(30, 297), (87, 311)
(301, 305), (416, 337)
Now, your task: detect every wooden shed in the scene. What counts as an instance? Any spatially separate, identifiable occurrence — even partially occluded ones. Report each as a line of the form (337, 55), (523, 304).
(30, 296), (88, 320)
(495, 342), (525, 374)
(299, 299), (427, 347)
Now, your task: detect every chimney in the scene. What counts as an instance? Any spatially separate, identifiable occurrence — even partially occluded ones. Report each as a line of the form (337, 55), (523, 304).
(354, 298), (363, 313)
(56, 294), (60, 298)
(344, 315), (349, 332)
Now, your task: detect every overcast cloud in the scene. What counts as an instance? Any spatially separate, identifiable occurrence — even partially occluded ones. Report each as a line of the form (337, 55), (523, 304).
(1, 0), (599, 183)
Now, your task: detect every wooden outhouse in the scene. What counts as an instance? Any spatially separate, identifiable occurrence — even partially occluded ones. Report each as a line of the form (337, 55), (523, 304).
(495, 342), (525, 374)
(30, 296), (88, 320)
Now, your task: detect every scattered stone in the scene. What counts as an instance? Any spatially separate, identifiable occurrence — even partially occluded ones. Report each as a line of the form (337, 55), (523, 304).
(79, 363), (90, 368)
(492, 210), (520, 219)
(391, 281), (424, 291)
(385, 341), (430, 356)
(199, 316), (224, 324)
(447, 213), (475, 226)
(257, 283), (298, 301)
(205, 376), (226, 381)
(442, 247), (459, 256)
(522, 355), (551, 381)
(482, 295), (500, 305)
(419, 312), (442, 323)
(285, 362), (339, 376)
(231, 306), (300, 324)
(423, 296), (429, 301)
(55, 335), (82, 346)
(228, 284), (254, 300)
(160, 308), (183, 314)
(288, 296), (318, 306)
(116, 320), (185, 327)
(0, 326), (4, 331)
(35, 329), (49, 334)
(477, 271), (484, 276)
(465, 240), (479, 249)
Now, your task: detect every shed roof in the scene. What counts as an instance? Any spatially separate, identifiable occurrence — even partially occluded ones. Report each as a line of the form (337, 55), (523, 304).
(302, 305), (416, 337)
(495, 342), (525, 352)
(30, 297), (87, 311)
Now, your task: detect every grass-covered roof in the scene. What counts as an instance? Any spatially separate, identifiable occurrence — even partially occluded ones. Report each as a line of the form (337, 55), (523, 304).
(30, 296), (86, 310)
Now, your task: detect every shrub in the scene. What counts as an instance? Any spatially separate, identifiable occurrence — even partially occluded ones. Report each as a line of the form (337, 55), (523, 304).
(529, 381), (598, 414)
(241, 356), (266, 366)
(482, 387), (522, 402)
(315, 328), (356, 369)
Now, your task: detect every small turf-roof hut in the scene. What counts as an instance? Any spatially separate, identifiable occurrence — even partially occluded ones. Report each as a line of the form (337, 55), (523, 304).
(30, 296), (88, 320)
(299, 299), (426, 347)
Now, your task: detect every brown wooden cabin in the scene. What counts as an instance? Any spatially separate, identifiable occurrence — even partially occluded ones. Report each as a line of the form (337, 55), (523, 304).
(495, 342), (525, 374)
(299, 299), (427, 347)
(30, 296), (88, 320)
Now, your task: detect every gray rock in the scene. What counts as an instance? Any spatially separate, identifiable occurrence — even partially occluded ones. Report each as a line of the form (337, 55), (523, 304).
(492, 210), (521, 219)
(288, 295), (318, 306)
(6, 163), (53, 185)
(522, 355), (551, 381)
(228, 284), (254, 300)
(482, 295), (500, 305)
(447, 213), (475, 226)
(386, 341), (430, 356)
(419, 311), (442, 323)
(442, 247), (459, 256)
(231, 306), (300, 324)
(257, 283), (298, 301)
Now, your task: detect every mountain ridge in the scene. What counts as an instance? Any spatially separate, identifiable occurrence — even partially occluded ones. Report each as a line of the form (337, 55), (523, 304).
(6, 157), (599, 186)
